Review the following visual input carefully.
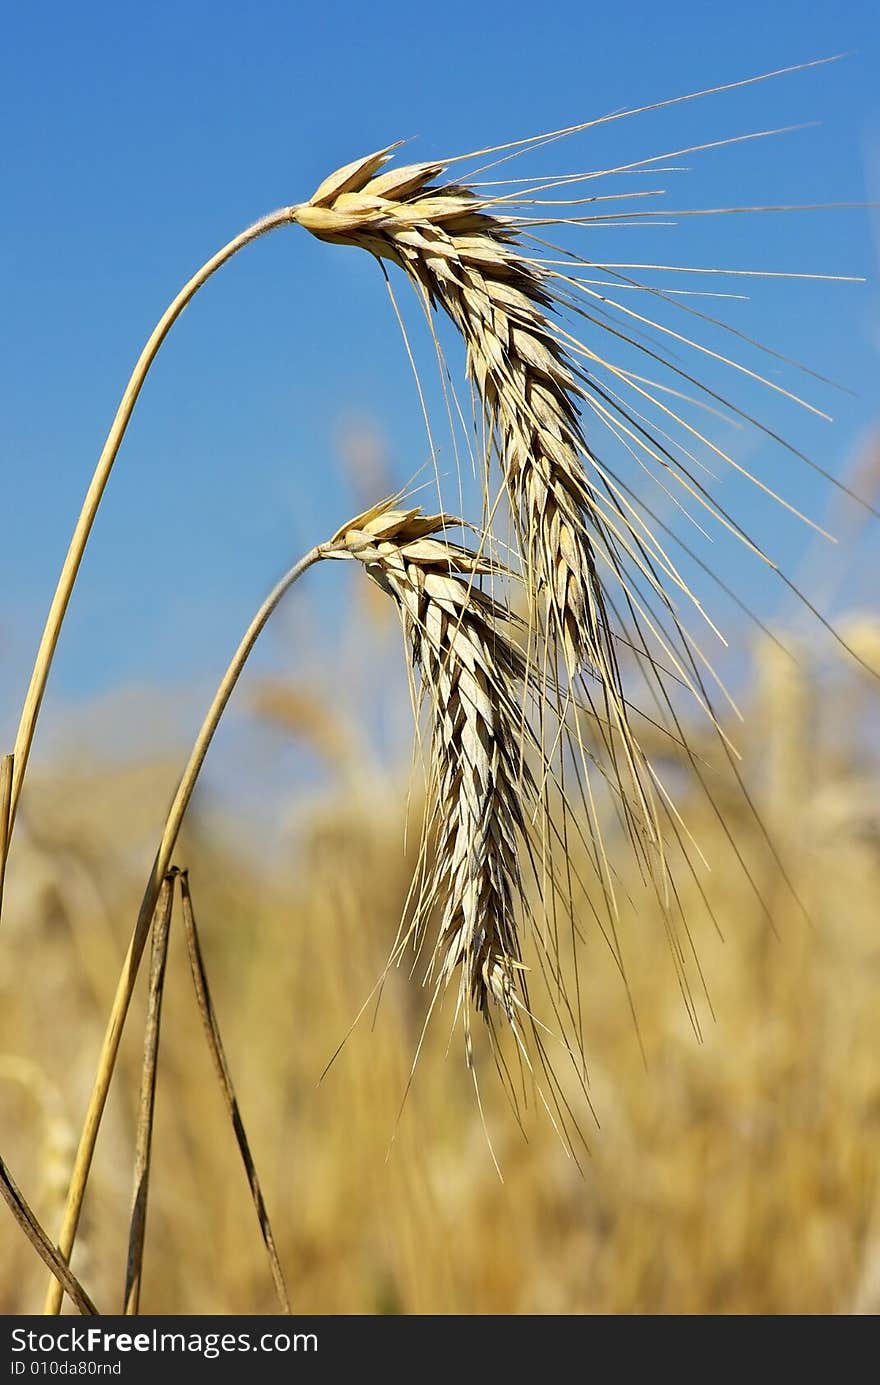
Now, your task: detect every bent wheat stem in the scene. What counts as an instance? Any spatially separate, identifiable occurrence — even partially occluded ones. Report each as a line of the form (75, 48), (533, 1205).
(8, 208), (298, 860)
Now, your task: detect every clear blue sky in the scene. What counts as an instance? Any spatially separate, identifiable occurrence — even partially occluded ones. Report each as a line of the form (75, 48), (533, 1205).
(1, 1), (878, 775)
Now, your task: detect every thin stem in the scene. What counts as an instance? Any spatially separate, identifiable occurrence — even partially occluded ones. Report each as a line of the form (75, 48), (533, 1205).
(123, 872), (175, 1316)
(0, 753), (12, 927)
(0, 1155), (98, 1315)
(9, 206), (297, 846)
(180, 870), (291, 1313)
(43, 546), (322, 1314)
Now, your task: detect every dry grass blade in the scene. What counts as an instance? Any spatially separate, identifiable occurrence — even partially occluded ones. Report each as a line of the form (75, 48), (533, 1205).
(0, 1155), (98, 1315)
(180, 870), (291, 1314)
(123, 872), (175, 1316)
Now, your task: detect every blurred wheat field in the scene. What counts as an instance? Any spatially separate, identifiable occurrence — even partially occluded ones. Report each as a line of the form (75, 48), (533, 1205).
(1, 614), (878, 1315)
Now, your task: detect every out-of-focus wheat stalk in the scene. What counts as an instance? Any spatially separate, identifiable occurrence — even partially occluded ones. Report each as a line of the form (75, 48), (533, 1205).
(756, 638), (811, 833)
(250, 682), (365, 778)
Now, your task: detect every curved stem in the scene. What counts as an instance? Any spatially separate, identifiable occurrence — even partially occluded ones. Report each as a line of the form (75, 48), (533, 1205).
(9, 205), (297, 842)
(43, 545), (323, 1314)
(0, 754), (12, 926)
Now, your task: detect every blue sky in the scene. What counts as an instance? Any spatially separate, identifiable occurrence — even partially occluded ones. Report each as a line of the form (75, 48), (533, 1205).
(1, 1), (878, 781)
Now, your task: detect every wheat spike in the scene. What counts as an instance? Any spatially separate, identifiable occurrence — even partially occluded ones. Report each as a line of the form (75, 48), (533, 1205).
(297, 154), (612, 679)
(324, 500), (536, 1031)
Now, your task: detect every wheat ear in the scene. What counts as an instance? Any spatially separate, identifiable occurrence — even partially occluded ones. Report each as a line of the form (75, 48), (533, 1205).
(296, 156), (611, 683)
(325, 500), (533, 1031)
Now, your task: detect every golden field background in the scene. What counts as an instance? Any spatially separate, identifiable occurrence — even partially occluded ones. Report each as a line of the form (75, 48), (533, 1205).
(1, 589), (879, 1316)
